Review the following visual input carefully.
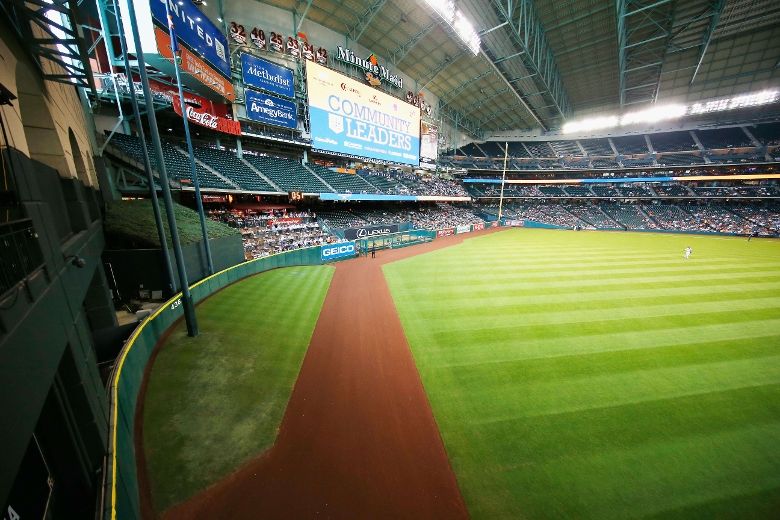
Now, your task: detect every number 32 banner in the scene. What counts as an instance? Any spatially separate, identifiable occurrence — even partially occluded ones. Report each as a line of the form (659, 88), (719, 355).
(306, 60), (420, 166)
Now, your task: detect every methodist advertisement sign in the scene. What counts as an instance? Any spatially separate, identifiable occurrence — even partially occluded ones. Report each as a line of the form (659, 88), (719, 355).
(244, 89), (298, 129)
(343, 224), (399, 240)
(321, 242), (356, 262)
(149, 0), (230, 77)
(419, 121), (438, 170)
(306, 60), (420, 166)
(241, 54), (295, 98)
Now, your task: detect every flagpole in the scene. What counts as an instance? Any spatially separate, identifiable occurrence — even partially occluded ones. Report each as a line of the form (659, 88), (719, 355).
(497, 142), (509, 223)
(164, 2), (215, 275)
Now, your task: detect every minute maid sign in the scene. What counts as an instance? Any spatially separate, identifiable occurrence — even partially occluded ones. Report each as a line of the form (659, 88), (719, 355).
(335, 46), (403, 89)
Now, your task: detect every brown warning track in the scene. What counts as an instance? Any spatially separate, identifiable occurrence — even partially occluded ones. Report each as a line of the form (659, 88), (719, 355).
(159, 229), (499, 519)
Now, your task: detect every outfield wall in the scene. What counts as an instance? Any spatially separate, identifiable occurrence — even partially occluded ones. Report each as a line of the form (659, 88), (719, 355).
(103, 246), (324, 520)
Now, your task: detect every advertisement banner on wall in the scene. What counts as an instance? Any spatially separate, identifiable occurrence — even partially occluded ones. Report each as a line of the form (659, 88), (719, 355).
(456, 224), (472, 234)
(149, 0), (230, 77)
(437, 228), (454, 237)
(172, 101), (241, 135)
(343, 224), (399, 240)
(419, 121), (438, 170)
(241, 53), (295, 98)
(472, 222), (485, 231)
(321, 241), (356, 262)
(155, 28), (235, 101)
(306, 60), (420, 166)
(244, 89), (298, 129)
(268, 217), (303, 226)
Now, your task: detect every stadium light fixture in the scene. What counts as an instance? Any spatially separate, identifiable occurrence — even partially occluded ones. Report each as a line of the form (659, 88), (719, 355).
(424, 0), (480, 55)
(562, 88), (779, 134)
(689, 89), (778, 115)
(621, 104), (686, 126)
(562, 116), (618, 134)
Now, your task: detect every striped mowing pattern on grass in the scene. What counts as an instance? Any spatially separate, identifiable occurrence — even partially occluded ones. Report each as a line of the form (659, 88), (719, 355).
(383, 229), (780, 519)
(142, 266), (333, 513)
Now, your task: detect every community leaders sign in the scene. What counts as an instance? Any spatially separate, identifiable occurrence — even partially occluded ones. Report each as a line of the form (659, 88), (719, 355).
(241, 53), (295, 98)
(244, 89), (297, 129)
(306, 60), (420, 166)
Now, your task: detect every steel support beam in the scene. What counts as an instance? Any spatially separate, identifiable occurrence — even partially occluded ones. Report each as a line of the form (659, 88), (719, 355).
(439, 104), (484, 139)
(346, 0), (387, 43)
(464, 87), (511, 116)
(689, 0), (725, 85)
(2, 0), (96, 94)
(545, 5), (611, 32)
(489, 0), (571, 122)
(418, 50), (467, 90)
(389, 22), (436, 65)
(617, 0), (676, 106)
(439, 70), (494, 109)
(295, 0), (315, 32)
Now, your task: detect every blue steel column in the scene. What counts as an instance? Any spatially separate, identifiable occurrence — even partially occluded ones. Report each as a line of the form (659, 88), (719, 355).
(122, 0), (199, 336)
(111, 0), (177, 294)
(163, 1), (215, 275)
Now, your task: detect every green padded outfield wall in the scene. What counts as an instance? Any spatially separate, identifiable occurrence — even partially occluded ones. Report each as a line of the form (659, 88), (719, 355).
(102, 246), (322, 520)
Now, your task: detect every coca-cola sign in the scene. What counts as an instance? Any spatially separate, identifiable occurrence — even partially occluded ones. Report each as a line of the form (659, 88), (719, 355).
(172, 101), (241, 135)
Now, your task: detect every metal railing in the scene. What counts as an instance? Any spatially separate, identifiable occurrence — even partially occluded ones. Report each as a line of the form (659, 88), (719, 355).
(0, 218), (43, 296)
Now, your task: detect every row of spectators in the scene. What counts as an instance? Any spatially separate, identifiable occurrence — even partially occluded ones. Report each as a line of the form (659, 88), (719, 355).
(468, 182), (779, 198)
(209, 208), (340, 259)
(357, 169), (470, 197)
(318, 204), (484, 232)
(490, 201), (779, 236)
(208, 200), (777, 260)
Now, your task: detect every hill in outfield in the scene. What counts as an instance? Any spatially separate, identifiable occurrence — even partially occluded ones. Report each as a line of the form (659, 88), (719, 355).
(384, 229), (780, 519)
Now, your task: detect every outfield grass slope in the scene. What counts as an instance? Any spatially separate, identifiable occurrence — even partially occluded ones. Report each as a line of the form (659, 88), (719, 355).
(384, 229), (780, 519)
(142, 265), (333, 513)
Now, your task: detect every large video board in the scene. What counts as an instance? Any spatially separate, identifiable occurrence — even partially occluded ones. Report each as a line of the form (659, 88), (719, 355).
(306, 61), (420, 166)
(419, 122), (438, 170)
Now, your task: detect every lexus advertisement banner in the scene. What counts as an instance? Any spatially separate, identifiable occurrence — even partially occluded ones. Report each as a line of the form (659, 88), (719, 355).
(343, 224), (399, 240)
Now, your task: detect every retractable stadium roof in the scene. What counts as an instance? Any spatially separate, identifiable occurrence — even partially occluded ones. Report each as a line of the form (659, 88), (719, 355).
(228, 0), (780, 137)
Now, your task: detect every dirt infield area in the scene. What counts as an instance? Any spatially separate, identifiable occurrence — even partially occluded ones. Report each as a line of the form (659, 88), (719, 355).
(160, 230), (499, 519)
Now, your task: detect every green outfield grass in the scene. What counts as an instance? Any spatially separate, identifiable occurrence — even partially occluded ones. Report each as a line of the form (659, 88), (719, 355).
(383, 229), (780, 519)
(142, 265), (333, 512)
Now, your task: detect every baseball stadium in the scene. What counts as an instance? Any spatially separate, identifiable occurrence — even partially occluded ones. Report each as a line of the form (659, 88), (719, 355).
(1, 0), (779, 518)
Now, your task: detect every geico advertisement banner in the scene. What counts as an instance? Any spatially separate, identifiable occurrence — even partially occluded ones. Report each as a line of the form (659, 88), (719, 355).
(244, 89), (298, 129)
(343, 224), (399, 240)
(241, 54), (295, 98)
(456, 224), (472, 234)
(320, 242), (356, 262)
(150, 0), (230, 77)
(306, 61), (420, 166)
